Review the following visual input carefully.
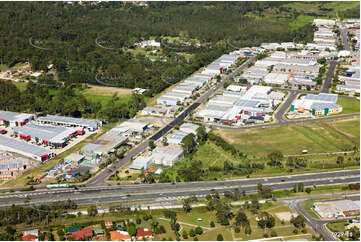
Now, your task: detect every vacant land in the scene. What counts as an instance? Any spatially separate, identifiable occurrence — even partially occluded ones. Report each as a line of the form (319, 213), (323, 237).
(85, 85), (132, 96)
(82, 85), (133, 106)
(13, 81), (28, 91)
(337, 97), (360, 114)
(289, 15), (315, 29)
(215, 117), (360, 157)
(283, 1), (360, 18)
(327, 220), (348, 233)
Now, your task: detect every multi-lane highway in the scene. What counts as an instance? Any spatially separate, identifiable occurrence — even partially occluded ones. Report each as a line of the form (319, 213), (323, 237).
(0, 170), (358, 208)
(87, 56), (258, 186)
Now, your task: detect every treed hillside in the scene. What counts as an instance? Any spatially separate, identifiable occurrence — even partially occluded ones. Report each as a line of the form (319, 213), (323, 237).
(0, 2), (317, 92)
(0, 1), (358, 122)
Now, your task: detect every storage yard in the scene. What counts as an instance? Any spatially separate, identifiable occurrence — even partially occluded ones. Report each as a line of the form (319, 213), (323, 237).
(314, 199), (360, 218)
(0, 111), (101, 183)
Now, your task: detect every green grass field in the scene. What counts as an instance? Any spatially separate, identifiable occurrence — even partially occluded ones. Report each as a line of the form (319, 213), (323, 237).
(215, 117), (360, 157)
(289, 15), (315, 29)
(337, 97), (360, 114)
(283, 1), (359, 18)
(322, 1), (360, 12)
(13, 81), (28, 91)
(327, 221), (348, 233)
(82, 85), (132, 106)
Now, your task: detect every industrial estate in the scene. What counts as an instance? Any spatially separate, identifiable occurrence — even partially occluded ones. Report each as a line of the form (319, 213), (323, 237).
(0, 1), (359, 242)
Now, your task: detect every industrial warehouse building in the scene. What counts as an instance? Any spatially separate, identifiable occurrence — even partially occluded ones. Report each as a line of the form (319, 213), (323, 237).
(12, 123), (82, 148)
(130, 147), (184, 169)
(273, 63), (319, 74)
(291, 93), (342, 116)
(196, 85), (274, 124)
(36, 115), (99, 131)
(179, 123), (199, 135)
(167, 133), (187, 144)
(0, 111), (35, 127)
(115, 119), (148, 136)
(0, 135), (54, 162)
(312, 19), (336, 27)
(141, 106), (167, 116)
(0, 151), (30, 180)
(264, 73), (289, 85)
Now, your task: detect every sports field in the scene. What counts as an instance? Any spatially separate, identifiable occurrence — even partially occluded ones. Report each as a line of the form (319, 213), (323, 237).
(215, 117), (360, 157)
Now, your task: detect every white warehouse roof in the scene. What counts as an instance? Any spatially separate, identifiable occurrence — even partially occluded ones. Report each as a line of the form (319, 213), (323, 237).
(0, 135), (53, 160)
(36, 115), (99, 131)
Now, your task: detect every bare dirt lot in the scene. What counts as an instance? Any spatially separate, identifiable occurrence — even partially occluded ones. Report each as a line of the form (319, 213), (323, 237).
(86, 85), (132, 96)
(275, 212), (298, 221)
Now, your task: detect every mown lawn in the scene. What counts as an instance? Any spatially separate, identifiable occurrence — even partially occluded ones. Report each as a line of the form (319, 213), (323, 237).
(337, 97), (360, 114)
(215, 117), (360, 157)
(327, 220), (348, 232)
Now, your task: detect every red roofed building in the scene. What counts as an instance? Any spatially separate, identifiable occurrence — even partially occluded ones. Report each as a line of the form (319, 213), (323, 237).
(22, 234), (37, 241)
(343, 210), (360, 217)
(105, 221), (113, 228)
(67, 227), (93, 240)
(94, 235), (105, 241)
(136, 228), (153, 240)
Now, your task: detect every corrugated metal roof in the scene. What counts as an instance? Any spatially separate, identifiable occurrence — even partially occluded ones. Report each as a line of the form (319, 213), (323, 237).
(0, 111), (34, 122)
(311, 102), (341, 111)
(0, 136), (52, 157)
(305, 93), (338, 103)
(13, 124), (76, 144)
(37, 115), (98, 130)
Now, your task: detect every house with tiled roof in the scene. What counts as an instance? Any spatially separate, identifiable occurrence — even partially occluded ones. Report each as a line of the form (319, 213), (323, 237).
(110, 231), (131, 241)
(22, 234), (37, 241)
(105, 221), (113, 228)
(136, 228), (153, 240)
(67, 227), (93, 240)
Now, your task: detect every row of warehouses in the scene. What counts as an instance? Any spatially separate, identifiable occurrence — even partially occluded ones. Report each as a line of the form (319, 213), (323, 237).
(336, 63), (360, 95)
(311, 19), (338, 51)
(0, 111), (100, 162)
(156, 54), (239, 106)
(196, 85), (285, 124)
(129, 123), (200, 171)
(240, 50), (320, 88)
(45, 119), (149, 179)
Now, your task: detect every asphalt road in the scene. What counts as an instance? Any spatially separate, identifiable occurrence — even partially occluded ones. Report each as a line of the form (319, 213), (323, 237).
(286, 193), (360, 241)
(208, 112), (359, 130)
(1, 174), (358, 208)
(321, 60), (337, 93)
(87, 56), (257, 186)
(1, 169), (358, 207)
(274, 90), (299, 123)
(338, 22), (351, 51)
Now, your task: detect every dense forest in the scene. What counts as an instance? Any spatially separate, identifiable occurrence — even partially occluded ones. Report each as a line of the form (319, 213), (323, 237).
(0, 2), (359, 120)
(0, 80), (146, 122)
(0, 2), (315, 90)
